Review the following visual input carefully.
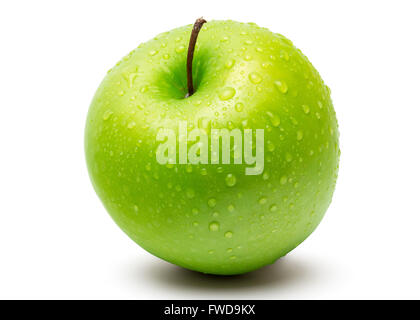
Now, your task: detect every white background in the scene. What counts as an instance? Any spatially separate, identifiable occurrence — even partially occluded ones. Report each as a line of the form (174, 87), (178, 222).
(1, 0), (419, 299)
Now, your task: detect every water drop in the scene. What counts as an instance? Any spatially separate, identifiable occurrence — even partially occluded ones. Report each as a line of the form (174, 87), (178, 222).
(224, 231), (233, 238)
(259, 196), (267, 205)
(297, 130), (303, 141)
(280, 176), (287, 184)
(140, 86), (148, 93)
(249, 72), (262, 84)
(148, 50), (158, 56)
(269, 204), (278, 212)
(186, 189), (195, 199)
(175, 45), (185, 53)
(266, 111), (280, 127)
(218, 87), (236, 100)
(274, 80), (288, 93)
(209, 221), (220, 232)
(103, 110), (113, 120)
(208, 198), (217, 208)
(225, 59), (235, 69)
(127, 121), (136, 129)
(225, 173), (237, 187)
(302, 104), (310, 114)
(235, 103), (244, 112)
(227, 204), (235, 212)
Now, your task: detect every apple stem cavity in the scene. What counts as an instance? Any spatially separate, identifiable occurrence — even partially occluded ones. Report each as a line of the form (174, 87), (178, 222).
(185, 17), (207, 98)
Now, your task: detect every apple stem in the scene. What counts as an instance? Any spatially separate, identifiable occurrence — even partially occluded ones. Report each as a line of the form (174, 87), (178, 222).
(186, 17), (207, 98)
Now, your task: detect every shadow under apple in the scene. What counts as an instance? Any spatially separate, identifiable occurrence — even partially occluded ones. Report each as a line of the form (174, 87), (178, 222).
(126, 255), (321, 294)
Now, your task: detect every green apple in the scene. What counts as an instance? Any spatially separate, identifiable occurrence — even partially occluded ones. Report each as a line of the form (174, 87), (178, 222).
(85, 19), (340, 275)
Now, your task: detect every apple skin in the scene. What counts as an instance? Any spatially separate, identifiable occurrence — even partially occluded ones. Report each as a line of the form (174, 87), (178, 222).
(85, 20), (340, 275)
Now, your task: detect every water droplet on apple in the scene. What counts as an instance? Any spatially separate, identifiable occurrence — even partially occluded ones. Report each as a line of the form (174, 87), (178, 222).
(227, 204), (235, 212)
(302, 104), (310, 114)
(281, 51), (290, 61)
(140, 86), (148, 93)
(266, 111), (280, 127)
(148, 50), (158, 56)
(267, 141), (275, 152)
(280, 176), (287, 184)
(262, 172), (270, 180)
(224, 231), (233, 238)
(103, 110), (113, 120)
(297, 130), (303, 140)
(259, 196), (267, 205)
(127, 121), (136, 129)
(209, 221), (220, 232)
(235, 102), (244, 112)
(218, 87), (236, 100)
(175, 45), (185, 53)
(225, 173), (237, 187)
(249, 72), (262, 84)
(208, 198), (217, 208)
(225, 59), (235, 69)
(274, 80), (288, 93)
(269, 204), (278, 212)
(186, 189), (195, 199)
